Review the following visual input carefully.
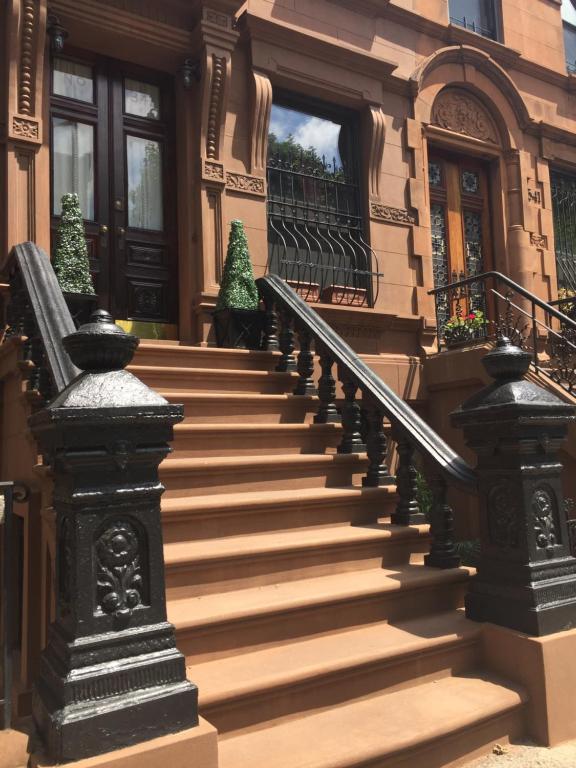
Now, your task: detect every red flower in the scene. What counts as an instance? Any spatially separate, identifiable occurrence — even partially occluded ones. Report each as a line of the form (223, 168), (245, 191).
(467, 312), (476, 319)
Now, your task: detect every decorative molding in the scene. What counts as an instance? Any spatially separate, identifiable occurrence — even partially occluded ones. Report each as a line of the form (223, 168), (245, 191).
(206, 55), (226, 160)
(533, 487), (560, 551)
(11, 115), (40, 141)
(96, 520), (144, 619)
(488, 481), (520, 549)
(19, 0), (37, 116)
(370, 203), (417, 226)
(367, 106), (386, 201)
(431, 89), (499, 144)
(250, 70), (272, 175)
(202, 158), (225, 184)
(528, 188), (542, 205)
(226, 171), (266, 196)
(530, 233), (548, 249)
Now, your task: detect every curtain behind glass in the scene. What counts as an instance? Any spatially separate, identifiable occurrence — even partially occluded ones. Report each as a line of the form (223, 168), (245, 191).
(52, 118), (95, 220)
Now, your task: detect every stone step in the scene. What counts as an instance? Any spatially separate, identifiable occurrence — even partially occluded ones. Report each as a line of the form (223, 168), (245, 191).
(164, 521), (430, 596)
(159, 453), (368, 498)
(217, 674), (526, 768)
(168, 563), (470, 664)
(134, 342), (279, 371)
(161, 486), (397, 542)
(193, 611), (481, 735)
(169, 422), (343, 458)
(160, 392), (319, 424)
(130, 365), (298, 394)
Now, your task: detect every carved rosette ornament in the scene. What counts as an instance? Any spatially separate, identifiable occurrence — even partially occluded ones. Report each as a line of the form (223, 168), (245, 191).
(96, 520), (144, 620)
(431, 89), (499, 144)
(532, 487), (560, 551)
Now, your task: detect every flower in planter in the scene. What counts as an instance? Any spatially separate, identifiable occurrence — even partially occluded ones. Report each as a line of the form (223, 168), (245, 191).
(442, 308), (485, 346)
(53, 193), (95, 295)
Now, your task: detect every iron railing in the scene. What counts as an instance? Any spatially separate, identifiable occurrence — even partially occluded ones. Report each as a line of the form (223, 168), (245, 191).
(266, 153), (382, 307)
(551, 170), (576, 294)
(1, 482), (27, 730)
(429, 271), (576, 395)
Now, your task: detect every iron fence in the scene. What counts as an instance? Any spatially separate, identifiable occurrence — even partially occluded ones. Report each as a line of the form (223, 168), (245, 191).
(266, 153), (381, 307)
(551, 170), (576, 294)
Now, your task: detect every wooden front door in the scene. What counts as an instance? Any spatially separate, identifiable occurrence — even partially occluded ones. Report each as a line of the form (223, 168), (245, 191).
(50, 54), (178, 326)
(428, 153), (493, 327)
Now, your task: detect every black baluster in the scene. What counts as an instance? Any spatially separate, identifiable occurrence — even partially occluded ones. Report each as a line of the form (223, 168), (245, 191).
(424, 474), (461, 568)
(294, 328), (316, 395)
(276, 310), (297, 372)
(314, 349), (340, 424)
(262, 296), (279, 351)
(363, 406), (394, 487)
(391, 438), (426, 524)
(337, 371), (365, 453)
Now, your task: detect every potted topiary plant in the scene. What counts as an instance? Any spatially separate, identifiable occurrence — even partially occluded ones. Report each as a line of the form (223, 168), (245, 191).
(213, 219), (264, 349)
(53, 192), (98, 326)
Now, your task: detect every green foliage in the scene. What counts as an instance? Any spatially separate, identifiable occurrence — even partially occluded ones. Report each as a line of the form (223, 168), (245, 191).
(454, 540), (481, 567)
(52, 193), (95, 295)
(415, 470), (434, 522)
(216, 220), (259, 311)
(443, 309), (485, 346)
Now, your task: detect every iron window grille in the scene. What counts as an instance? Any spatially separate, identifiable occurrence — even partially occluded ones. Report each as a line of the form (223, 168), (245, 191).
(266, 101), (380, 307)
(449, 0), (498, 40)
(551, 170), (576, 293)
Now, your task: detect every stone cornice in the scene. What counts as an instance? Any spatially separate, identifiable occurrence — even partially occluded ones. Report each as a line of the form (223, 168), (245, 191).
(241, 11), (401, 89)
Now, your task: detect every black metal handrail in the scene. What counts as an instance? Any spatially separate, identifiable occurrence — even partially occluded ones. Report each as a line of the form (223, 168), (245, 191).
(429, 270), (576, 394)
(5, 242), (79, 402)
(258, 274), (476, 569)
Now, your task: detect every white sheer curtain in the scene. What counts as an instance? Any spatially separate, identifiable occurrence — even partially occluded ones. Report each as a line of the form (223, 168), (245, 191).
(53, 59), (93, 103)
(127, 136), (163, 231)
(52, 118), (95, 220)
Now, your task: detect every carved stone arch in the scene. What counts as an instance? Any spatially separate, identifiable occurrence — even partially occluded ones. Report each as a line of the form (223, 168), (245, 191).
(412, 45), (533, 151)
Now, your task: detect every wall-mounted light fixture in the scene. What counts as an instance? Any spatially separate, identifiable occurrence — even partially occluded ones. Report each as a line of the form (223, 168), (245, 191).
(47, 14), (68, 53)
(180, 58), (201, 89)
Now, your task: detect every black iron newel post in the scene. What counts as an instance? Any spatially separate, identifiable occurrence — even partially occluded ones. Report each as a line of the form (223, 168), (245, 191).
(29, 311), (198, 762)
(452, 337), (576, 636)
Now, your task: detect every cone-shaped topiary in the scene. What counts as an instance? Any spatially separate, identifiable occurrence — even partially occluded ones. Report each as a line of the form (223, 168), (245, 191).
(52, 193), (96, 295)
(216, 220), (259, 311)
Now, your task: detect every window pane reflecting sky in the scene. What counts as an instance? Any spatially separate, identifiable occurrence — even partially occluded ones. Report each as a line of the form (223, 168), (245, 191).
(563, 0), (576, 26)
(269, 104), (343, 166)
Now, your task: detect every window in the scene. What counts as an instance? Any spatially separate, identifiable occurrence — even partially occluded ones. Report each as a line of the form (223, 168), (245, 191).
(449, 0), (498, 40)
(266, 97), (378, 307)
(551, 170), (576, 292)
(562, 0), (576, 73)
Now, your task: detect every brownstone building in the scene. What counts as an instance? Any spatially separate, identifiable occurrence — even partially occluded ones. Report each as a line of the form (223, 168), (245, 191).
(4, 0), (576, 767)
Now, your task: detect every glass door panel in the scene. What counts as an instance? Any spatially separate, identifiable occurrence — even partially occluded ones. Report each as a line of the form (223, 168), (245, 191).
(52, 118), (95, 220)
(126, 136), (164, 231)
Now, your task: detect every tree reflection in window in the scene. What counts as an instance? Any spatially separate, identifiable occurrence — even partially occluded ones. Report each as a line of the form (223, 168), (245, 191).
(266, 101), (379, 307)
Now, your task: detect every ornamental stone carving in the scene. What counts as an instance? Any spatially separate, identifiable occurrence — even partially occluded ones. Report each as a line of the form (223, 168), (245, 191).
(19, 0), (37, 116)
(370, 203), (417, 226)
(206, 55), (226, 160)
(431, 89), (498, 144)
(226, 172), (266, 196)
(530, 233), (548, 249)
(12, 116), (39, 140)
(202, 159), (225, 183)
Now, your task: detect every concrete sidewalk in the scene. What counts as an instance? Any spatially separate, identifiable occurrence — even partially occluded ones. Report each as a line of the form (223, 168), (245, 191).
(466, 741), (576, 767)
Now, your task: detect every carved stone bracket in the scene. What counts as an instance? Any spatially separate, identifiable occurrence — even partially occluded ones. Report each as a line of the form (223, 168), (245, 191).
(367, 105), (386, 201)
(250, 70), (272, 176)
(431, 88), (499, 144)
(195, 6), (240, 163)
(9, 114), (41, 143)
(530, 233), (548, 249)
(370, 203), (417, 226)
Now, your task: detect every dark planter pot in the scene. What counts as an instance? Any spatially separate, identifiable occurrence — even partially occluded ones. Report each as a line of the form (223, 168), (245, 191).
(213, 308), (264, 350)
(63, 292), (99, 329)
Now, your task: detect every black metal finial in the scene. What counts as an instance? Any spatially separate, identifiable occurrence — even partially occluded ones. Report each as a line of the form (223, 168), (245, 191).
(62, 309), (139, 372)
(481, 335), (531, 381)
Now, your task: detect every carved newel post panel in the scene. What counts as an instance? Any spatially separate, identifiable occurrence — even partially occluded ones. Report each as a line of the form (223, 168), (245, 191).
(452, 337), (576, 636)
(29, 311), (198, 762)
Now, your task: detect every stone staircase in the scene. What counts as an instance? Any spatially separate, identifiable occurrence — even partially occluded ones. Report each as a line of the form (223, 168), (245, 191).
(129, 342), (528, 768)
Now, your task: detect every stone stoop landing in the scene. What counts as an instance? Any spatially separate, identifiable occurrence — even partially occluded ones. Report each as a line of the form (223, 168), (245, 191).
(127, 341), (531, 768)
